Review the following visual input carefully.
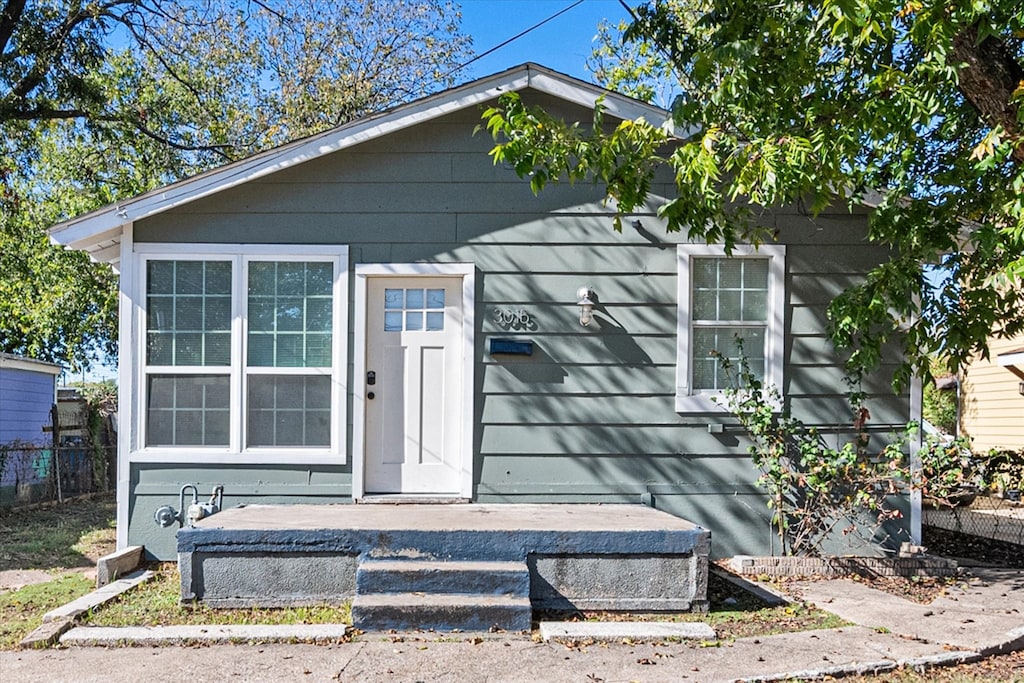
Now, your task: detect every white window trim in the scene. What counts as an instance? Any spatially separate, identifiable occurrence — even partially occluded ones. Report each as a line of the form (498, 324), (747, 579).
(350, 262), (476, 500)
(675, 244), (785, 413)
(129, 243), (349, 464)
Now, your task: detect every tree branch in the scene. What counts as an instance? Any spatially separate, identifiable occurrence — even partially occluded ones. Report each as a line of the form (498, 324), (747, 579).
(0, 0), (27, 56)
(130, 118), (235, 160)
(1, 106), (94, 120)
(2, 104), (234, 159)
(951, 23), (1024, 165)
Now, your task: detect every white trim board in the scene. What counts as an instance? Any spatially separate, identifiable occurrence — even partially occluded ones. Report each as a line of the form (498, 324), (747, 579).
(351, 263), (476, 500)
(115, 223), (135, 550)
(997, 349), (1024, 367)
(126, 243), (349, 466)
(674, 244), (786, 413)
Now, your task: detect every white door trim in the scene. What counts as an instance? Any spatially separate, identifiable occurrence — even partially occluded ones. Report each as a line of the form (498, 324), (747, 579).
(352, 263), (475, 500)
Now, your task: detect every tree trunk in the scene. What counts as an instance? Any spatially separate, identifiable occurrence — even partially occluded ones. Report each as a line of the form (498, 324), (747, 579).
(951, 24), (1024, 166)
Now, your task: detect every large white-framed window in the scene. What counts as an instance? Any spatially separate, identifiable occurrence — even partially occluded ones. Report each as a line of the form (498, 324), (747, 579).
(675, 244), (785, 412)
(132, 243), (349, 463)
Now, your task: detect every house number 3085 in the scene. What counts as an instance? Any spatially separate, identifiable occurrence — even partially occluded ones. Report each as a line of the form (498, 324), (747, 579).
(492, 308), (534, 330)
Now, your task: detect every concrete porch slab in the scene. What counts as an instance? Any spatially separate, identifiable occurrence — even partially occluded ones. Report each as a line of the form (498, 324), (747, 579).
(189, 502), (707, 533)
(177, 503), (711, 630)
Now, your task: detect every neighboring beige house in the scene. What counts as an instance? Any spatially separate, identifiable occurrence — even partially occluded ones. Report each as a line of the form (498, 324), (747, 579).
(960, 335), (1024, 451)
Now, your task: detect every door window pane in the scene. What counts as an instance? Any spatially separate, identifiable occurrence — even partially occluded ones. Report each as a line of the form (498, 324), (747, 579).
(384, 289), (403, 309)
(426, 312), (445, 331)
(426, 289), (445, 309)
(381, 286), (445, 331)
(405, 289), (424, 309)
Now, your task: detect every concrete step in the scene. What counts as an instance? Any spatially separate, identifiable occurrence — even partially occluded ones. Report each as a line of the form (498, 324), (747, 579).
(356, 559), (529, 596)
(351, 592), (532, 632)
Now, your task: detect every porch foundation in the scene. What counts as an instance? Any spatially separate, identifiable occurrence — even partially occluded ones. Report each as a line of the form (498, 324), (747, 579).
(177, 503), (711, 630)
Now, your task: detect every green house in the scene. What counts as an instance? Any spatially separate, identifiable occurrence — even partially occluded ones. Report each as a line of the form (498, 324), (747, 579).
(48, 64), (919, 561)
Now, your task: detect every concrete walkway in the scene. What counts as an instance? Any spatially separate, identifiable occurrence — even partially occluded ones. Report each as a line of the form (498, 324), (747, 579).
(786, 567), (1024, 655)
(1, 568), (1021, 682)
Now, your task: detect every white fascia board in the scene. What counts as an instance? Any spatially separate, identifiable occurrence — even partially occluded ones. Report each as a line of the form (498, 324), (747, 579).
(527, 71), (663, 123)
(997, 349), (1024, 367)
(0, 354), (63, 375)
(47, 63), (674, 254)
(526, 69), (689, 137)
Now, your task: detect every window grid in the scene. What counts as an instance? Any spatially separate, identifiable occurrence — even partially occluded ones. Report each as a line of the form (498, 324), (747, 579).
(247, 376), (331, 447)
(146, 260), (232, 367)
(691, 257), (769, 393)
(139, 250), (346, 454)
(247, 261), (333, 368)
(146, 375), (230, 447)
(383, 287), (445, 331)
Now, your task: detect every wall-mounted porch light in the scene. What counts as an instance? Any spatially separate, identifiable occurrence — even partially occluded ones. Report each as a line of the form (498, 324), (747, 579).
(576, 286), (595, 326)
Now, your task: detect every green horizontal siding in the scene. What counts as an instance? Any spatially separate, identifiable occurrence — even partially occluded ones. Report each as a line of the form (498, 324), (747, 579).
(129, 90), (911, 559)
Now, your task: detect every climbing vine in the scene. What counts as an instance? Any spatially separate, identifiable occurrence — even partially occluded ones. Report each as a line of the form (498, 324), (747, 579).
(715, 344), (909, 556)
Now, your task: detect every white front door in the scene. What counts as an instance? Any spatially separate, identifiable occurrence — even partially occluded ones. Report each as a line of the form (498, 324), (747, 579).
(363, 276), (464, 494)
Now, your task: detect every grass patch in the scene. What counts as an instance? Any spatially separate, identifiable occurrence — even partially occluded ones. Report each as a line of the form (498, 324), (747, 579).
(0, 494), (116, 570)
(0, 572), (94, 649)
(84, 564), (351, 627)
(699, 601), (848, 639)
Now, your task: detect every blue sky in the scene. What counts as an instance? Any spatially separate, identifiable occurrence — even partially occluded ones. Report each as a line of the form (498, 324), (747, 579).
(458, 0), (631, 81)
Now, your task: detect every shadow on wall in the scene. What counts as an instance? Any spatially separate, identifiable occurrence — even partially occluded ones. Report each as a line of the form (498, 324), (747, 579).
(496, 343), (568, 385)
(592, 300), (654, 367)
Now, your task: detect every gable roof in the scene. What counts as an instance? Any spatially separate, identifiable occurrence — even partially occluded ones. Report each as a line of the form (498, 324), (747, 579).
(47, 63), (678, 268)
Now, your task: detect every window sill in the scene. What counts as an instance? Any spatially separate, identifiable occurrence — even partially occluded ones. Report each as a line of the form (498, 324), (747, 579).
(129, 449), (346, 465)
(675, 391), (784, 414)
(674, 393), (730, 414)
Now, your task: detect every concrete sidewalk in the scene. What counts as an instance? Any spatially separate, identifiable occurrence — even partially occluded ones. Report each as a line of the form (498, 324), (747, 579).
(786, 567), (1024, 656)
(0, 628), (963, 683)
(1, 568), (1021, 682)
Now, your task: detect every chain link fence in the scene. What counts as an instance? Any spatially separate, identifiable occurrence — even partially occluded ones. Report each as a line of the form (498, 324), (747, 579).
(0, 389), (116, 507)
(0, 442), (115, 505)
(923, 495), (1024, 548)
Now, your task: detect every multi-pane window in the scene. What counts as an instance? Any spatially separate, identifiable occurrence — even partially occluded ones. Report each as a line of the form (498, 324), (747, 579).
(145, 260), (232, 446)
(141, 250), (344, 453)
(248, 262), (333, 367)
(676, 245), (785, 411)
(691, 257), (769, 392)
(247, 376), (330, 447)
(247, 261), (333, 447)
(147, 375), (230, 446)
